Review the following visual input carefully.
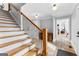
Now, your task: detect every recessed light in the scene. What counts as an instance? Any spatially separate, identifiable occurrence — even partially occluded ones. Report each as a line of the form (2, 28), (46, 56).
(34, 13), (39, 18)
(52, 4), (58, 11)
(53, 4), (56, 7)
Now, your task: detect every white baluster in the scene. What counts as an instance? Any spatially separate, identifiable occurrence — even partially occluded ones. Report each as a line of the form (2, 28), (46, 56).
(20, 15), (23, 30)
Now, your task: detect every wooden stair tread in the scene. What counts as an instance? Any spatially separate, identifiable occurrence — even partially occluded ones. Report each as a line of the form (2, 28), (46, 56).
(7, 43), (32, 56)
(0, 24), (17, 26)
(0, 30), (21, 32)
(0, 20), (15, 22)
(0, 18), (16, 22)
(0, 32), (27, 38)
(23, 48), (38, 56)
(0, 26), (19, 28)
(0, 39), (26, 48)
(0, 22), (16, 24)
(0, 33), (27, 39)
(0, 17), (12, 19)
(0, 19), (14, 21)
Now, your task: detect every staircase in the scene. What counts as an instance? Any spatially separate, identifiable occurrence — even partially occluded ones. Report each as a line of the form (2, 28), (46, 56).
(0, 10), (37, 56)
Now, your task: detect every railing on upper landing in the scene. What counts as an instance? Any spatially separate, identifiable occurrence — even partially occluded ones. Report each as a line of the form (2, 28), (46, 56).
(8, 3), (48, 56)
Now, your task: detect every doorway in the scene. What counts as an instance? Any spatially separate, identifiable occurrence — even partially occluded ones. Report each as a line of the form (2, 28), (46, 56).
(53, 17), (74, 53)
(56, 18), (70, 39)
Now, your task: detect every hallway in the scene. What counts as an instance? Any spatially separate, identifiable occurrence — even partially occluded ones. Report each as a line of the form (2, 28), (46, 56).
(53, 34), (76, 56)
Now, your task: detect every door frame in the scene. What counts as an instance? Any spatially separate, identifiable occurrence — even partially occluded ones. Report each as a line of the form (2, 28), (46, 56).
(53, 16), (71, 41)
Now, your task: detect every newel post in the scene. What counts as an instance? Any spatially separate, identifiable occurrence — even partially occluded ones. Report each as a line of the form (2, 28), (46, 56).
(42, 29), (48, 56)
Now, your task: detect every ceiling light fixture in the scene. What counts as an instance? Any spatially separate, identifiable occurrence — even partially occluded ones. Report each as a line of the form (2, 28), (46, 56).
(52, 4), (58, 11)
(34, 13), (39, 18)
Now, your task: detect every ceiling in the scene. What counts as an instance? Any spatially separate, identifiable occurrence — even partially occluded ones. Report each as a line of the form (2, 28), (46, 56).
(19, 3), (78, 19)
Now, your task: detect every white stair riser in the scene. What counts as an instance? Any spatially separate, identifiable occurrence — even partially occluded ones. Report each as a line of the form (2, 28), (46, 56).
(0, 16), (11, 19)
(0, 31), (25, 37)
(0, 28), (20, 31)
(22, 39), (32, 44)
(0, 19), (14, 22)
(0, 17), (12, 20)
(0, 35), (28, 44)
(13, 44), (36, 56)
(0, 24), (17, 26)
(0, 40), (32, 53)
(0, 42), (23, 53)
(0, 20), (15, 23)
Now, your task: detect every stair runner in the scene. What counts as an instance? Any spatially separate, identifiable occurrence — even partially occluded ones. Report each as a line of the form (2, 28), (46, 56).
(0, 10), (37, 56)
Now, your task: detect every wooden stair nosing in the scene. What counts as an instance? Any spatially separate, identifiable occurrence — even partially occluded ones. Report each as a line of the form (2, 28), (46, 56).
(0, 33), (27, 39)
(7, 43), (32, 56)
(0, 26), (19, 28)
(0, 24), (18, 26)
(0, 21), (16, 24)
(0, 30), (21, 32)
(0, 22), (17, 25)
(0, 19), (15, 22)
(0, 17), (13, 20)
(0, 39), (28, 48)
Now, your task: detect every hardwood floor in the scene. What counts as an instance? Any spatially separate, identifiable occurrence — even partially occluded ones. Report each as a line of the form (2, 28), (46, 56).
(53, 34), (76, 54)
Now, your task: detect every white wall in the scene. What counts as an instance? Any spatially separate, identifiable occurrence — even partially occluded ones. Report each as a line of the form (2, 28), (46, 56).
(3, 3), (8, 11)
(10, 3), (25, 28)
(40, 17), (53, 33)
(71, 7), (79, 55)
(56, 18), (70, 34)
(20, 3), (54, 38)
(10, 6), (21, 27)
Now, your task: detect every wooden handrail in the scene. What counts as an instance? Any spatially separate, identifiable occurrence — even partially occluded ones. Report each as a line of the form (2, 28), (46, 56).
(9, 3), (42, 32)
(8, 3), (48, 56)
(20, 12), (42, 32)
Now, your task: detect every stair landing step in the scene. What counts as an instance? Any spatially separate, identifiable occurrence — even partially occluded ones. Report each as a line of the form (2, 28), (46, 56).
(23, 48), (38, 56)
